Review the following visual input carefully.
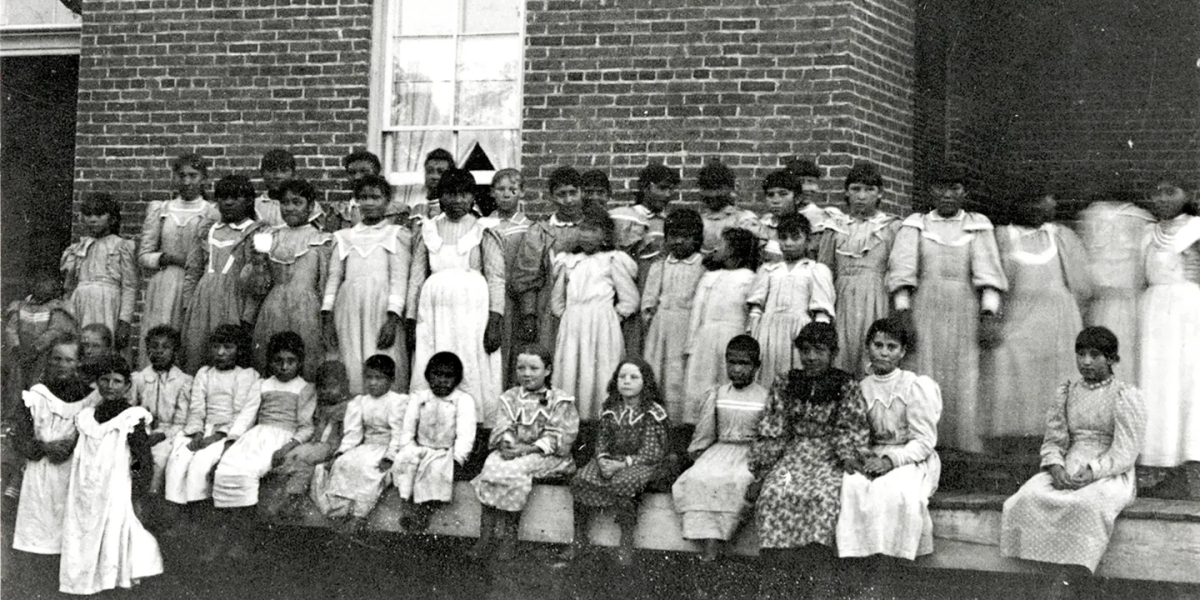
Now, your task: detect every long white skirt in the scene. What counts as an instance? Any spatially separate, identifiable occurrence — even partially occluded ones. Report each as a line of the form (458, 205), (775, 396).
(312, 443), (390, 519)
(836, 453), (941, 559)
(393, 445), (454, 504)
(12, 457), (73, 554)
(671, 442), (755, 541)
(213, 424), (295, 508)
(163, 435), (229, 504)
(411, 268), (500, 428)
(1138, 282), (1200, 467)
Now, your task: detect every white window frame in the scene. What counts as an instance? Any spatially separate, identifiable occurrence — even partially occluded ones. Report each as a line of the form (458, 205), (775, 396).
(367, 0), (525, 189)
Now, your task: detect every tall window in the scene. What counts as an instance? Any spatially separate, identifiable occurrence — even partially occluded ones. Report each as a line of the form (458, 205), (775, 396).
(380, 0), (524, 205)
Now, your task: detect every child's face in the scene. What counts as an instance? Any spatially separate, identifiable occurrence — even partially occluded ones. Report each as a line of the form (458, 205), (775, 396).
(211, 341), (239, 370)
(515, 353), (550, 393)
(317, 376), (349, 406)
(217, 194), (253, 223)
(346, 159), (379, 185)
(799, 177), (820, 203)
(82, 212), (113, 238)
(175, 165), (206, 200)
(272, 349), (301, 382)
(725, 350), (758, 389)
(664, 234), (699, 260)
(711, 235), (732, 264)
(491, 177), (522, 214)
(424, 159), (453, 198)
(551, 185), (583, 221)
(1150, 183), (1189, 221)
(846, 183), (881, 215)
(931, 182), (966, 217)
(642, 181), (675, 213)
(581, 186), (610, 210)
(47, 343), (80, 382)
(1075, 348), (1114, 383)
(146, 336), (177, 372)
(779, 232), (808, 262)
(363, 368), (392, 397)
(96, 372), (131, 403)
(81, 329), (109, 359)
(699, 187), (734, 212)
(31, 277), (62, 303)
(427, 366), (458, 397)
(615, 363), (645, 399)
(577, 225), (606, 254)
(439, 191), (474, 221)
(1027, 195), (1056, 227)
(357, 185), (388, 223)
(764, 187), (795, 216)
(262, 167), (294, 194)
(798, 343), (834, 375)
(280, 191), (312, 228)
(867, 331), (906, 375)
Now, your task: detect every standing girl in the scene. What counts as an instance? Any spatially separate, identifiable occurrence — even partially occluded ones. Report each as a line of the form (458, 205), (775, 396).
(748, 213), (836, 389)
(1138, 177), (1200, 469)
(550, 209), (640, 422)
(321, 175), (411, 395)
(471, 344), (579, 561)
(251, 179), (333, 376)
(139, 153), (218, 364)
(406, 168), (504, 428)
(682, 227), (759, 425)
(641, 209), (706, 422)
(61, 193), (138, 349)
(568, 359), (670, 566)
(483, 168), (532, 387)
(181, 175), (265, 374)
(211, 332), (315, 557)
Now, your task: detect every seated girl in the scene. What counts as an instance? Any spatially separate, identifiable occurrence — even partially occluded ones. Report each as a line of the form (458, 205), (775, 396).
(211, 332), (316, 557)
(312, 355), (407, 533)
(393, 351), (477, 532)
(131, 325), (191, 497)
(671, 335), (769, 562)
(836, 317), (943, 569)
(568, 358), (670, 566)
(59, 355), (162, 595)
(470, 344), (579, 561)
(1000, 326), (1145, 599)
(747, 322), (869, 598)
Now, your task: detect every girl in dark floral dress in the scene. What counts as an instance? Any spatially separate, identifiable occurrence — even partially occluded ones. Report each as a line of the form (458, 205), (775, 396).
(748, 322), (870, 597)
(568, 358), (670, 566)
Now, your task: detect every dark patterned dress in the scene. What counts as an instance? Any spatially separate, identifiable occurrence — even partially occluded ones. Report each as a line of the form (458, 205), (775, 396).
(571, 402), (669, 509)
(750, 369), (869, 549)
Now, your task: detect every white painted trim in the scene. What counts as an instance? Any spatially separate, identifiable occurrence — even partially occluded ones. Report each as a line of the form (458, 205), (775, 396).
(0, 24), (81, 56)
(365, 0), (388, 157)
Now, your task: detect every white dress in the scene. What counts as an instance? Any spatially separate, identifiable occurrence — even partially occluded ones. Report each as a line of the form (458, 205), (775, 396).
(682, 268), (755, 425)
(393, 389), (477, 504)
(747, 259), (836, 389)
(837, 369), (942, 559)
(59, 406), (163, 595)
(313, 391), (408, 519)
(1137, 214), (1200, 467)
(12, 385), (100, 554)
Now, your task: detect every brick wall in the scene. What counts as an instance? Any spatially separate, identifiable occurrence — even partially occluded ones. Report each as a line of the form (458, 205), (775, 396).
(521, 0), (916, 216)
(73, 0), (375, 239)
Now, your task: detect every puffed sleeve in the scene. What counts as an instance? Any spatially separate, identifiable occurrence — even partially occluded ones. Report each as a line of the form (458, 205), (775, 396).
(886, 215), (922, 305)
(1039, 382), (1072, 468)
(398, 396), (421, 448)
(118, 238), (138, 323)
(60, 242), (80, 293)
(749, 380), (790, 477)
(385, 393), (410, 461)
(405, 229), (429, 321)
(181, 226), (210, 307)
(877, 376), (942, 468)
(548, 256), (569, 318)
(138, 201), (166, 270)
(488, 390), (518, 450)
(511, 223), (548, 310)
(834, 380), (871, 466)
(629, 406), (668, 466)
(182, 369), (208, 436)
(746, 265), (770, 319)
(611, 251), (640, 319)
(611, 207), (649, 254)
(454, 392), (478, 464)
(807, 261), (836, 320)
(968, 216), (1008, 294)
(480, 227), (506, 314)
(292, 382), (318, 443)
(337, 397), (364, 454)
(641, 259), (664, 313)
(388, 226), (411, 317)
(311, 235), (333, 304)
(685, 273), (712, 355)
(687, 387), (719, 455)
(534, 392), (580, 457)
(321, 232), (346, 312)
(223, 371), (262, 439)
(1087, 383), (1146, 480)
(815, 227), (840, 270)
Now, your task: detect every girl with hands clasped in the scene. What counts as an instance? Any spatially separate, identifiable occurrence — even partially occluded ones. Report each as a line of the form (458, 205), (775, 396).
(1000, 327), (1146, 599)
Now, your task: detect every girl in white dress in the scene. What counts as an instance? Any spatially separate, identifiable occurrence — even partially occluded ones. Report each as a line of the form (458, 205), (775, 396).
(211, 332), (316, 558)
(59, 355), (162, 595)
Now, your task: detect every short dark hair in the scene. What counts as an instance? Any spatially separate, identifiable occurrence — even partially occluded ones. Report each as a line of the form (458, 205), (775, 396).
(80, 192), (122, 234)
(424, 148), (455, 167)
(580, 169), (612, 192)
(762, 169), (800, 194)
(145, 325), (182, 350)
(214, 175), (257, 202)
(719, 227), (761, 272)
(81, 323), (114, 348)
(576, 206), (616, 251)
(931, 164), (968, 187)
(726, 334), (761, 364)
(784, 157), (821, 179)
(425, 351), (465, 388)
(171, 152), (209, 176)
(794, 322), (838, 354)
(548, 166), (582, 193)
(514, 343), (555, 393)
(364, 354), (397, 382)
(1075, 326), (1119, 362)
(260, 148), (296, 172)
(92, 353), (132, 383)
(279, 179), (318, 207)
(353, 174), (392, 198)
(845, 162), (884, 189)
(637, 163), (680, 189)
(663, 208), (704, 243)
(436, 167), (477, 198)
(208, 323), (251, 367)
(697, 160), (735, 190)
(776, 213), (812, 239)
(267, 331), (306, 366)
(343, 150), (382, 172)
(865, 316), (913, 351)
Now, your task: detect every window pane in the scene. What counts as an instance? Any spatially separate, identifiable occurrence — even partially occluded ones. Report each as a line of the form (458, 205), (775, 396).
(456, 81), (520, 127)
(457, 35), (521, 82)
(391, 81), (454, 127)
(463, 0), (522, 34)
(393, 37), (454, 82)
(457, 130), (521, 171)
(398, 0), (455, 36)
